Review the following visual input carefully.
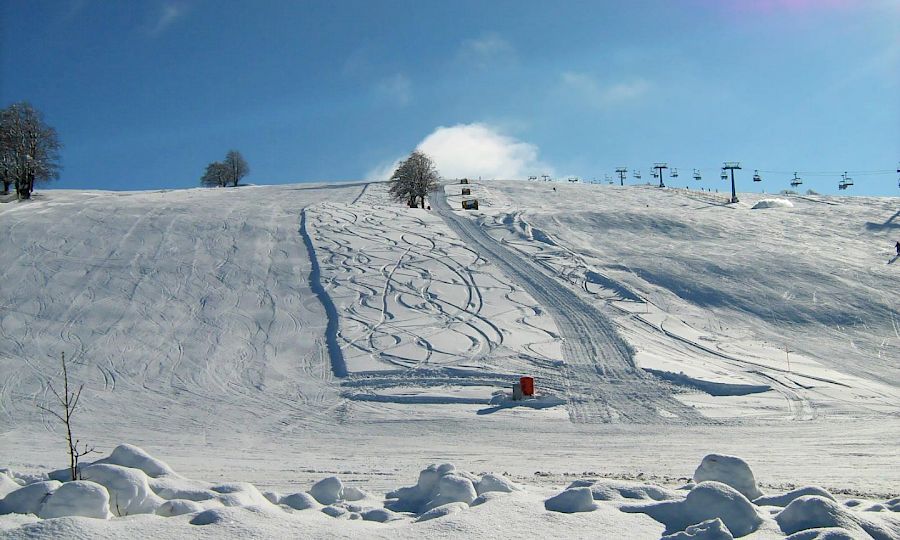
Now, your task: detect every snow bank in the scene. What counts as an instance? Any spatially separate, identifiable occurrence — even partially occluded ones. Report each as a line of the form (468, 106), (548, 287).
(568, 478), (682, 502)
(79, 463), (164, 516)
(385, 462), (517, 516)
(38, 480), (112, 520)
(751, 198), (794, 209)
(415, 502), (469, 522)
(661, 518), (734, 539)
(210, 482), (276, 508)
(754, 486), (835, 508)
(308, 476), (343, 505)
(775, 495), (899, 540)
(544, 486), (597, 513)
(0, 480), (61, 516)
(0, 473), (21, 499)
(622, 481), (763, 537)
(280, 492), (321, 511)
(155, 499), (208, 517)
(782, 528), (857, 539)
(360, 507), (401, 522)
(693, 454), (764, 500)
(93, 444), (177, 478)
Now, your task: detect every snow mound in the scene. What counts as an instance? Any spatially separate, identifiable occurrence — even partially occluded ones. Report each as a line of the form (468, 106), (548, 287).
(754, 486), (835, 508)
(80, 463), (164, 516)
(568, 478), (682, 502)
(309, 476), (343, 505)
(261, 490), (281, 504)
(342, 485), (369, 502)
(424, 474), (477, 511)
(280, 492), (321, 510)
(147, 477), (217, 501)
(622, 481), (763, 537)
(0, 472), (21, 499)
(475, 473), (521, 495)
(0, 480), (61, 516)
(360, 507), (402, 523)
(93, 444), (177, 478)
(210, 482), (275, 508)
(783, 528), (858, 540)
(661, 518), (734, 540)
(693, 454), (764, 500)
(155, 499), (207, 517)
(544, 486), (598, 513)
(190, 507), (232, 526)
(752, 198), (794, 209)
(38, 480), (112, 520)
(415, 502), (469, 522)
(321, 505), (349, 518)
(385, 462), (506, 516)
(776, 495), (899, 540)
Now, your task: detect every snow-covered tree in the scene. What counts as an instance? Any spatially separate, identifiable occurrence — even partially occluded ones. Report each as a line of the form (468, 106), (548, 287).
(388, 150), (439, 208)
(200, 161), (229, 187)
(223, 150), (249, 187)
(0, 102), (62, 199)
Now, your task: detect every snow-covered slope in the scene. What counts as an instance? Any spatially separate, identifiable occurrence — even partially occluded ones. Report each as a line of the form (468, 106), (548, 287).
(1, 180), (898, 538)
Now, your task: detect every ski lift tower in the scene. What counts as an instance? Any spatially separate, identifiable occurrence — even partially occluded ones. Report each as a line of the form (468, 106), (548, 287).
(653, 163), (668, 188)
(722, 161), (741, 203)
(541, 174), (551, 182)
(615, 167), (628, 186)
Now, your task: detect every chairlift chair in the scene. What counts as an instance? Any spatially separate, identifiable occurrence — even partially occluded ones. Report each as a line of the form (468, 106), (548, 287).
(753, 170), (761, 182)
(634, 170), (642, 180)
(720, 169), (728, 181)
(670, 168), (678, 178)
(790, 172), (802, 187)
(841, 172), (853, 187)
(693, 169), (701, 181)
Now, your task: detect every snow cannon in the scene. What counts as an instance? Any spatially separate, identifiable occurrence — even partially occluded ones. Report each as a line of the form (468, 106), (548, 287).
(512, 377), (535, 400)
(520, 377), (534, 397)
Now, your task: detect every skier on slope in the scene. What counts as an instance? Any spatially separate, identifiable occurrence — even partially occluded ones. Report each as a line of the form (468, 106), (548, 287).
(895, 240), (900, 256)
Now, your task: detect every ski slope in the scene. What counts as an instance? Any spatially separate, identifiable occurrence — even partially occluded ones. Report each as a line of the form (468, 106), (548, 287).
(1, 180), (898, 537)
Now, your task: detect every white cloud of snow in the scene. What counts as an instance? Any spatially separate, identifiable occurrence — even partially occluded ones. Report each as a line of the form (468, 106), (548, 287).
(367, 123), (552, 181)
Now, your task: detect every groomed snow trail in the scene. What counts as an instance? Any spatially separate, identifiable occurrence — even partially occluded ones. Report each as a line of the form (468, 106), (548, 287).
(432, 188), (705, 424)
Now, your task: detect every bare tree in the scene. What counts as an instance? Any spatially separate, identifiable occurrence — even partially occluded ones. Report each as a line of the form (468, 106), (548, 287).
(223, 150), (249, 187)
(200, 161), (229, 187)
(37, 352), (96, 481)
(388, 150), (440, 208)
(0, 102), (62, 199)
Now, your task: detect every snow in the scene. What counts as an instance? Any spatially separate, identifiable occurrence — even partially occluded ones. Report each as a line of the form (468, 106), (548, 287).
(755, 486), (836, 508)
(775, 495), (900, 540)
(79, 463), (163, 516)
(37, 480), (112, 519)
(752, 198), (795, 209)
(1, 180), (899, 538)
(544, 486), (598, 513)
(0, 481), (61, 516)
(693, 454), (764, 500)
(622, 481), (763, 537)
(308, 476), (343, 505)
(280, 492), (320, 510)
(661, 518), (734, 539)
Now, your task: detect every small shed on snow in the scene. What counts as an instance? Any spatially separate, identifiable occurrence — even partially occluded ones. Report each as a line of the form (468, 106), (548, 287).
(461, 188), (471, 195)
(462, 199), (479, 210)
(459, 178), (469, 184)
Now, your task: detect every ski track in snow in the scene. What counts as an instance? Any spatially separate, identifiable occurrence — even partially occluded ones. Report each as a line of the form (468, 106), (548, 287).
(433, 187), (706, 424)
(1, 180), (899, 502)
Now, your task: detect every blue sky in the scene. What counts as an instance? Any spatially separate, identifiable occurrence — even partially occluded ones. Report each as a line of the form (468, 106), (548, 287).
(2, 0), (898, 195)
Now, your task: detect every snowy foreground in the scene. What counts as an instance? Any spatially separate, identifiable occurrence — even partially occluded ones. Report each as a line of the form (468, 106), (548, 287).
(1, 180), (898, 538)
